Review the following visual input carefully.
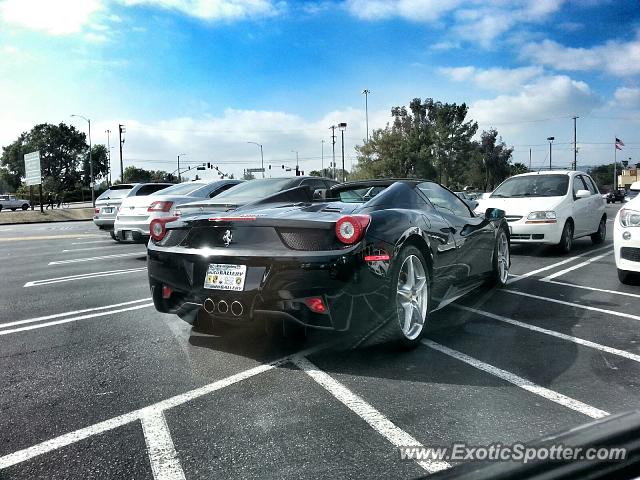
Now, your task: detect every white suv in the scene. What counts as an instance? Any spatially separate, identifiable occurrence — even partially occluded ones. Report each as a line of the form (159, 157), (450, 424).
(476, 170), (606, 253)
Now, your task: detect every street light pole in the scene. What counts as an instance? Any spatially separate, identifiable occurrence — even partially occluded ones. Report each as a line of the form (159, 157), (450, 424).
(71, 114), (94, 207)
(247, 142), (264, 178)
(177, 154), (186, 182)
(338, 122), (347, 182)
(330, 125), (337, 181)
(105, 129), (111, 186)
(547, 136), (555, 170)
(361, 89), (370, 142)
(291, 150), (299, 175)
(321, 140), (325, 176)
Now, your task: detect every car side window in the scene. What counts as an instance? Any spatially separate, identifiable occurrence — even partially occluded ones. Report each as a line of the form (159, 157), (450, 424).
(209, 183), (236, 197)
(301, 179), (327, 191)
(417, 182), (473, 217)
(572, 176), (588, 197)
(584, 175), (598, 194)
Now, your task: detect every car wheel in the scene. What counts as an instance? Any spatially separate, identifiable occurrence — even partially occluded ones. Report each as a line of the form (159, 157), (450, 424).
(591, 217), (606, 245)
(557, 220), (573, 254)
(618, 268), (633, 284)
(21, 204), (28, 210)
(10, 208), (16, 211)
(486, 228), (510, 287)
(110, 231), (121, 242)
(0, 205), (2, 212)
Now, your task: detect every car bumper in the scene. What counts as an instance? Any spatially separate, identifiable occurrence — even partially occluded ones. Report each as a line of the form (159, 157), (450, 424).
(506, 220), (564, 244)
(114, 218), (151, 242)
(147, 243), (393, 332)
(614, 220), (640, 273)
(93, 218), (115, 230)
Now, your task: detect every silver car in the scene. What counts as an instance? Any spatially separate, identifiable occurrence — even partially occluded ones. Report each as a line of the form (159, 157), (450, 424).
(0, 194), (30, 211)
(94, 183), (173, 240)
(113, 179), (242, 242)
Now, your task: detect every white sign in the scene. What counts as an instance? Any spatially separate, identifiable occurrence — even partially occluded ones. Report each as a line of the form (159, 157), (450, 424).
(246, 168), (265, 173)
(24, 151), (41, 186)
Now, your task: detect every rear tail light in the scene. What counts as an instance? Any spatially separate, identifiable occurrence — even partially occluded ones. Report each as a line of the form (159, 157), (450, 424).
(162, 285), (173, 299)
(150, 216), (178, 242)
(304, 297), (327, 314)
(94, 208), (100, 214)
(335, 215), (370, 244)
(148, 201), (174, 212)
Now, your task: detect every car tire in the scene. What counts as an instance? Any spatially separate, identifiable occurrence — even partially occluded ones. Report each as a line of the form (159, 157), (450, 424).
(21, 204), (28, 210)
(618, 268), (633, 284)
(0, 205), (2, 212)
(591, 217), (606, 245)
(110, 231), (121, 242)
(486, 228), (510, 287)
(557, 220), (573, 254)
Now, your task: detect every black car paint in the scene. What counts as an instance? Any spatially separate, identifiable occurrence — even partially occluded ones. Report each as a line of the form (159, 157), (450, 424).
(147, 180), (508, 338)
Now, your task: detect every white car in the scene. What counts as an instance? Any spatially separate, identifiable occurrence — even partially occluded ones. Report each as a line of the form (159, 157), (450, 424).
(113, 179), (241, 242)
(0, 194), (30, 211)
(615, 181), (640, 284)
(476, 170), (606, 253)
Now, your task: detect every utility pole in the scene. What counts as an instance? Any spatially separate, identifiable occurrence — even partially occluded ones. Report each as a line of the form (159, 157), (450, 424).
(330, 125), (337, 181)
(529, 148), (532, 171)
(361, 89), (370, 142)
(118, 124), (125, 183)
(339, 122), (347, 182)
(247, 142), (264, 178)
(71, 114), (94, 206)
(291, 150), (299, 175)
(105, 129), (111, 186)
(177, 154), (186, 182)
(547, 136), (555, 170)
(572, 116), (578, 170)
(321, 140), (325, 176)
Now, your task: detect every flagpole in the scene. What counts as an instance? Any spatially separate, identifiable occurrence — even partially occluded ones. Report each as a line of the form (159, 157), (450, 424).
(614, 136), (617, 190)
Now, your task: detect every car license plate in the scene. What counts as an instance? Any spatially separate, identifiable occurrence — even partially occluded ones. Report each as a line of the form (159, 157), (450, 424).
(103, 207), (113, 214)
(204, 264), (247, 291)
(124, 231), (133, 241)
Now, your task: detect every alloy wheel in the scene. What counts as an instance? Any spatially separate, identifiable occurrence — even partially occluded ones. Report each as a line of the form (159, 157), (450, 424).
(396, 254), (428, 340)
(497, 231), (510, 284)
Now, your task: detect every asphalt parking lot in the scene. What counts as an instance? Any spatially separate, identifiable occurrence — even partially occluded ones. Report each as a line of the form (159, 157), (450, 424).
(0, 203), (637, 479)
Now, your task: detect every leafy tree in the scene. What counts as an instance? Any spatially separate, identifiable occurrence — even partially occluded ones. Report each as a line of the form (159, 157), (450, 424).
(82, 144), (110, 186)
(588, 163), (619, 191)
(510, 162), (529, 176)
(473, 129), (514, 191)
(122, 166), (178, 183)
(1, 123), (88, 192)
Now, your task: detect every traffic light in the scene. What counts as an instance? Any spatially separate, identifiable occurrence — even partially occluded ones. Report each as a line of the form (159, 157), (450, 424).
(282, 165), (285, 169)
(295, 165), (300, 176)
(268, 165), (271, 170)
(207, 162), (211, 169)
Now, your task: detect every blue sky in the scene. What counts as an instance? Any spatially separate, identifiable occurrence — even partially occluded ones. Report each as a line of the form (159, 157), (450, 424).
(1, 0), (639, 180)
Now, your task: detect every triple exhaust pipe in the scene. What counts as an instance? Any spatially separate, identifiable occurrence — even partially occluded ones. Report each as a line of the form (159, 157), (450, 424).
(203, 298), (244, 317)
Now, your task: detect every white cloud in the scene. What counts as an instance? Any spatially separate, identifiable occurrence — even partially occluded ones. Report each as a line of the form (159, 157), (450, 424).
(119, 0), (285, 21)
(344, 0), (463, 22)
(439, 65), (544, 92)
(0, 0), (102, 35)
(612, 87), (640, 109)
(521, 36), (640, 77)
(2, 45), (18, 54)
(469, 75), (601, 131)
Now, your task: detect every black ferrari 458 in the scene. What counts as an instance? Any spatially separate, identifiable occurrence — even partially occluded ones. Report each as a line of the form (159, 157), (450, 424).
(147, 179), (510, 347)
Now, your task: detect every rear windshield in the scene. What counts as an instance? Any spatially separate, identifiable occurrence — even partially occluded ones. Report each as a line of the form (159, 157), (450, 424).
(491, 174), (569, 198)
(329, 185), (387, 203)
(135, 184), (173, 196)
(212, 178), (293, 201)
(97, 185), (134, 200)
(152, 183), (205, 196)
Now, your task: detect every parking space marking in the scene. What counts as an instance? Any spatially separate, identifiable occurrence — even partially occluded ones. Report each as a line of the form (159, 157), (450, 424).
(71, 240), (114, 245)
(540, 251), (613, 281)
(508, 245), (611, 284)
(542, 280), (640, 299)
(141, 412), (186, 480)
(0, 234), (101, 242)
(453, 305), (640, 363)
(0, 303), (153, 336)
(0, 345), (328, 471)
(422, 340), (609, 419)
(291, 355), (450, 473)
(49, 252), (144, 265)
(24, 267), (147, 287)
(503, 290), (640, 322)
(0, 298), (151, 330)
(62, 245), (139, 253)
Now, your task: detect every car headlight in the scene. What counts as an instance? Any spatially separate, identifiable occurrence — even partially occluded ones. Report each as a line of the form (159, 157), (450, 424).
(619, 208), (640, 227)
(527, 211), (556, 220)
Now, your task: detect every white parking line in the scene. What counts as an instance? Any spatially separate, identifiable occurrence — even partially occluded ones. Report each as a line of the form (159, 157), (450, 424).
(62, 245), (137, 253)
(292, 355), (450, 473)
(71, 240), (114, 245)
(453, 305), (640, 363)
(422, 340), (609, 419)
(0, 298), (151, 329)
(24, 267), (147, 287)
(503, 290), (640, 322)
(0, 345), (327, 470)
(540, 251), (613, 281)
(542, 280), (640, 299)
(0, 303), (153, 336)
(508, 245), (611, 284)
(141, 412), (186, 480)
(49, 252), (143, 265)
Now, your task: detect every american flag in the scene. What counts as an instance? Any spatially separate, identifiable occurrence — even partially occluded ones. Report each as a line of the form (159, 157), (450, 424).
(616, 137), (624, 150)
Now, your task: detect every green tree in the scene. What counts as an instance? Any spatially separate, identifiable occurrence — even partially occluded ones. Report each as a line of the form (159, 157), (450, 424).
(510, 162), (529, 176)
(1, 123), (86, 192)
(122, 165), (178, 183)
(82, 144), (110, 186)
(474, 129), (514, 191)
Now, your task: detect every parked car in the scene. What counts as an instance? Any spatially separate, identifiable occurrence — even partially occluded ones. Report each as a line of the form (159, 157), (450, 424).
(93, 183), (173, 240)
(605, 189), (626, 203)
(615, 181), (640, 284)
(625, 185), (640, 203)
(476, 170), (606, 253)
(175, 176), (339, 217)
(147, 179), (510, 347)
(0, 194), (30, 211)
(113, 179), (242, 243)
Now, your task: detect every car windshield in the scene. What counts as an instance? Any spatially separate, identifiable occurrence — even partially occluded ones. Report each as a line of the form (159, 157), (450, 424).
(153, 183), (205, 196)
(210, 178), (294, 202)
(491, 175), (569, 198)
(330, 185), (387, 203)
(96, 185), (134, 200)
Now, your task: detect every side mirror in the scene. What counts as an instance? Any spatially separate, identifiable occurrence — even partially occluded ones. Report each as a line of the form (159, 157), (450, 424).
(313, 188), (326, 200)
(575, 189), (590, 199)
(485, 207), (505, 220)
